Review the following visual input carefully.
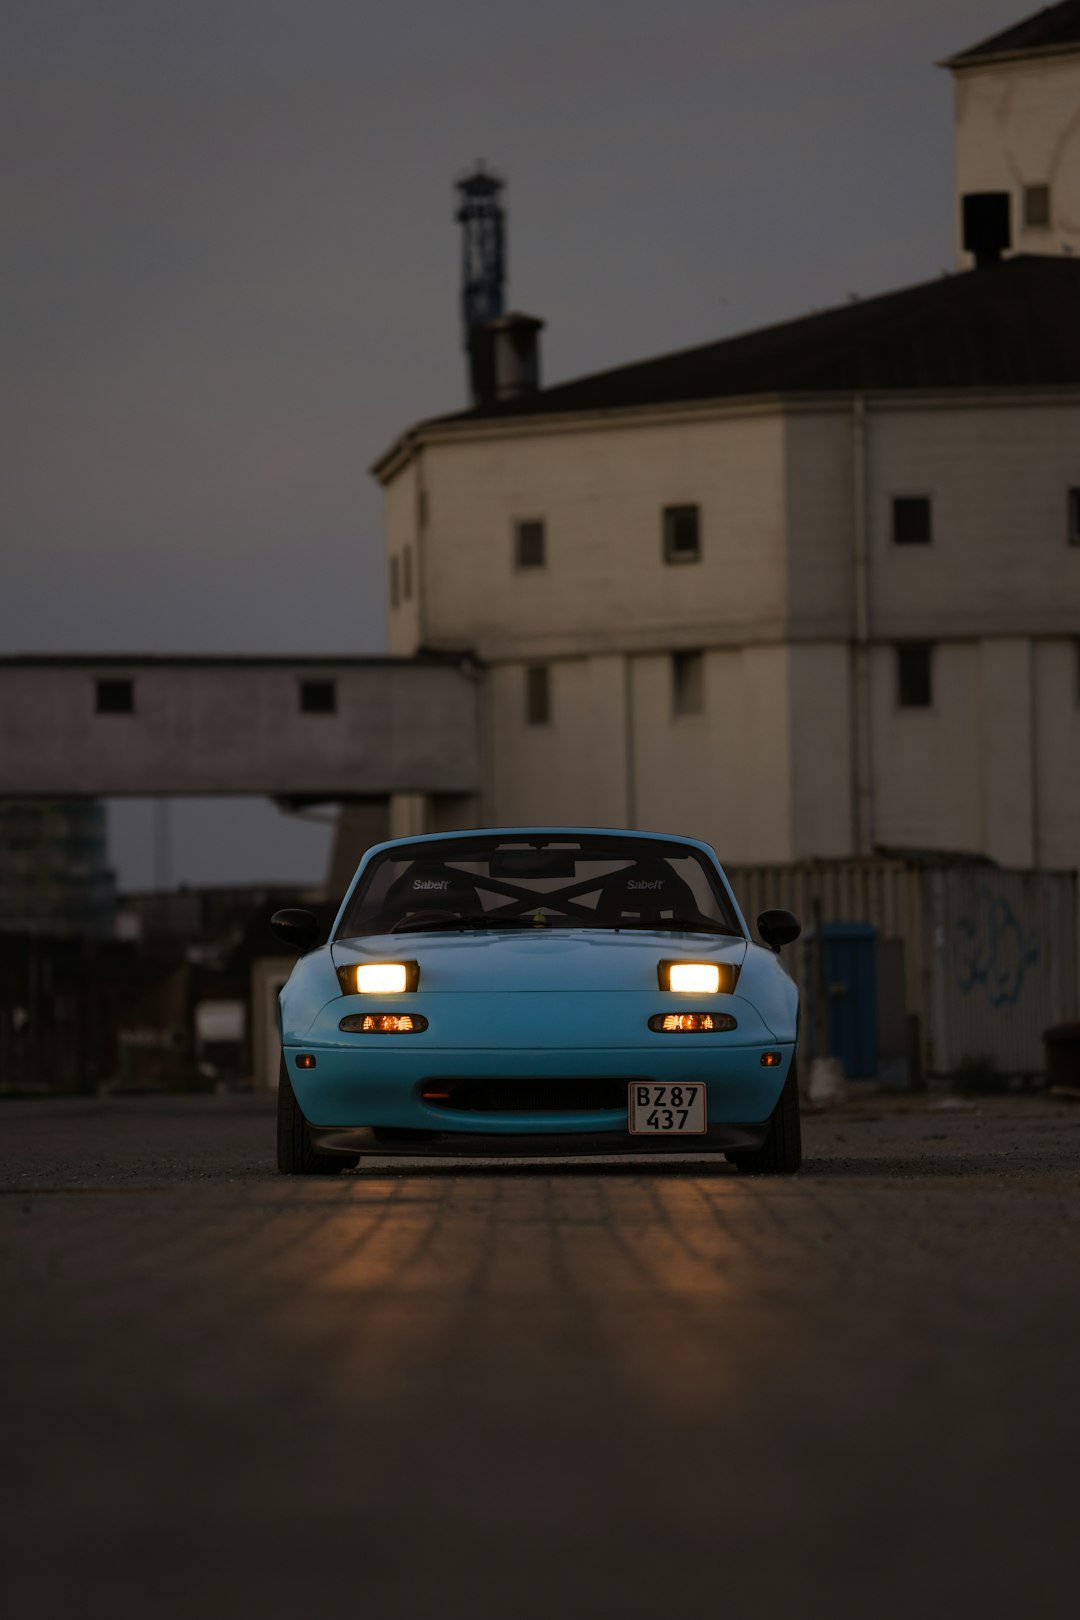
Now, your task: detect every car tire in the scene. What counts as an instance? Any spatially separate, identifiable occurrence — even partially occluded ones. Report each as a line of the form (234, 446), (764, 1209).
(727, 1060), (802, 1175)
(277, 1052), (358, 1175)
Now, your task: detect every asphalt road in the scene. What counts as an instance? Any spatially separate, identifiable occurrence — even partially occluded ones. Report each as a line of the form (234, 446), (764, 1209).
(3, 1093), (1079, 1620)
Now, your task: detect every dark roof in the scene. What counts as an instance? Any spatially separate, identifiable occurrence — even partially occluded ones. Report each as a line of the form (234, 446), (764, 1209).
(944, 1), (1080, 65)
(430, 257), (1080, 426)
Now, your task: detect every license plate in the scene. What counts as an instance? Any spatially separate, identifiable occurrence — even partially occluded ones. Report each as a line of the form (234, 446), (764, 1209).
(628, 1082), (707, 1135)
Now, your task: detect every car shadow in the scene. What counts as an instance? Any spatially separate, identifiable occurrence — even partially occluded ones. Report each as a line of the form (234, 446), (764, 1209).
(352, 1156), (742, 1178)
(347, 1151), (1028, 1180)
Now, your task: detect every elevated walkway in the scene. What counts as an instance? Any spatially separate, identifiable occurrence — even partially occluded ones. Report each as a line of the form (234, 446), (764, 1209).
(0, 655), (480, 800)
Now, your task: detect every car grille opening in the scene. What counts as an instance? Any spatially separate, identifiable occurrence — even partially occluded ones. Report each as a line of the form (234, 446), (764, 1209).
(422, 1078), (636, 1113)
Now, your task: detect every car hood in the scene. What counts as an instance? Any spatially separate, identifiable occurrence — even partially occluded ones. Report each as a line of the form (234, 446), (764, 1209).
(332, 928), (748, 994)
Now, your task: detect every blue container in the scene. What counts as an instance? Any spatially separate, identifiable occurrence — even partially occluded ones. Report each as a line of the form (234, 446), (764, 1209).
(807, 922), (878, 1081)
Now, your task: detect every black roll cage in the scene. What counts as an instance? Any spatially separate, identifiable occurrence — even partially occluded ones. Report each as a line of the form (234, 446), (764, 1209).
(335, 835), (740, 939)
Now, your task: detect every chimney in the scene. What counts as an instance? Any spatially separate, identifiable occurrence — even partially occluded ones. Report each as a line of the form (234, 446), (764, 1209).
(466, 325), (497, 409)
(489, 312), (544, 401)
(962, 192), (1011, 268)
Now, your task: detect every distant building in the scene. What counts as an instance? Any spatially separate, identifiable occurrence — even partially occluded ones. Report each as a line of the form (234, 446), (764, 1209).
(944, 0), (1080, 262)
(375, 257), (1080, 869)
(0, 799), (116, 937)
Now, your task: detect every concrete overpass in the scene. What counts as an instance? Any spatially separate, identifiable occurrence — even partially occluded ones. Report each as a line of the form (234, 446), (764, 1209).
(0, 655), (481, 803)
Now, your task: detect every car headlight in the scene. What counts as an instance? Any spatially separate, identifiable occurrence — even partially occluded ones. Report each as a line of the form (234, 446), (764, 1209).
(657, 960), (739, 994)
(337, 960), (420, 994)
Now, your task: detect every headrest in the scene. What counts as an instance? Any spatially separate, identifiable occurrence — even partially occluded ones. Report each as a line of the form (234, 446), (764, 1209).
(597, 861), (697, 920)
(385, 863), (482, 913)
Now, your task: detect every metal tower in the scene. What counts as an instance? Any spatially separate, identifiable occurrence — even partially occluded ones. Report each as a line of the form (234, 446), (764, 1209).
(456, 167), (505, 339)
(455, 167), (505, 401)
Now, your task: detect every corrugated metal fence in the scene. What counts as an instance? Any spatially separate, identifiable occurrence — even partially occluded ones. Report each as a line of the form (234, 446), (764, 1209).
(923, 869), (1077, 1075)
(725, 859), (1077, 1079)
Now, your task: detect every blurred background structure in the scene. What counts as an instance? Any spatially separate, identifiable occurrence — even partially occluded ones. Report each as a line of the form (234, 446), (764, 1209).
(2, 1), (1078, 1094)
(0, 800), (117, 938)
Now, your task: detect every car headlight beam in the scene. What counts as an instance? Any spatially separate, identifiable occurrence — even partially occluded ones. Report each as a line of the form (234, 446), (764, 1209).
(357, 963), (408, 994)
(336, 960), (421, 995)
(657, 959), (739, 994)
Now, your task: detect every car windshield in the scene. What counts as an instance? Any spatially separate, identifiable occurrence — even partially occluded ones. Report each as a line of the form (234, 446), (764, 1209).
(335, 834), (743, 939)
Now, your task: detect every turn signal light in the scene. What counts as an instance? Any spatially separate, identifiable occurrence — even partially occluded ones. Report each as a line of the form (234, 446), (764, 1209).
(339, 1013), (428, 1034)
(658, 960), (739, 994)
(648, 1013), (737, 1033)
(295, 1053), (317, 1069)
(760, 1051), (782, 1067)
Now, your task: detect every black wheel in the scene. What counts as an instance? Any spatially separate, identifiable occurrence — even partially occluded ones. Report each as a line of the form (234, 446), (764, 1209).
(277, 1053), (358, 1175)
(727, 1060), (802, 1175)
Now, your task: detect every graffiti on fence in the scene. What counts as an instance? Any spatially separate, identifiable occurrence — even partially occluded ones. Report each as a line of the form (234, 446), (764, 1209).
(955, 888), (1040, 1008)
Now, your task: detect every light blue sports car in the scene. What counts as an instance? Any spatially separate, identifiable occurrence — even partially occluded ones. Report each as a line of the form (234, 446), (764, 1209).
(272, 827), (802, 1175)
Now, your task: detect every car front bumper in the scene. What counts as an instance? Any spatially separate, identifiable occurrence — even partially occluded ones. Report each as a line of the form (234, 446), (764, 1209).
(285, 1034), (794, 1152)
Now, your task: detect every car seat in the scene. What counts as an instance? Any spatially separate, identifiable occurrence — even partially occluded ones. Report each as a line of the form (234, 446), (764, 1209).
(384, 863), (485, 923)
(596, 861), (699, 924)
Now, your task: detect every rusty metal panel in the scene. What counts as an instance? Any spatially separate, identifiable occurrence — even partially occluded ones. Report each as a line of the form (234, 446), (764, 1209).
(924, 869), (1078, 1076)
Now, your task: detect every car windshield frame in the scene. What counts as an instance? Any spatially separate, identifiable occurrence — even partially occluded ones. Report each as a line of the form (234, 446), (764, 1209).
(334, 833), (744, 941)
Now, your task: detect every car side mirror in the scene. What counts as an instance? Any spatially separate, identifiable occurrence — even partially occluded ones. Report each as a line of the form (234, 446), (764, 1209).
(757, 909), (801, 953)
(271, 908), (320, 956)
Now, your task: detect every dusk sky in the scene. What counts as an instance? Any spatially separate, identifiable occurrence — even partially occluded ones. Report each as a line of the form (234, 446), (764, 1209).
(3, 0), (1029, 888)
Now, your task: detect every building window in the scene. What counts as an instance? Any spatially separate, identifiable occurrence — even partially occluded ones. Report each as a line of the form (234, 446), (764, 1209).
(515, 519), (546, 569)
(672, 651), (705, 717)
(299, 679), (336, 714)
(403, 545), (413, 600)
(1068, 489), (1080, 546)
(417, 487), (428, 530)
(892, 496), (932, 545)
(95, 678), (134, 714)
(525, 665), (550, 725)
(896, 644), (932, 709)
(1023, 184), (1051, 229)
(390, 555), (400, 609)
(663, 505), (701, 563)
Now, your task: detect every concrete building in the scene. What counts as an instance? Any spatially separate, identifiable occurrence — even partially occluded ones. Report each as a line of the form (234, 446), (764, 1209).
(0, 799), (116, 937)
(0, 655), (479, 803)
(375, 254), (1080, 870)
(945, 0), (1080, 263)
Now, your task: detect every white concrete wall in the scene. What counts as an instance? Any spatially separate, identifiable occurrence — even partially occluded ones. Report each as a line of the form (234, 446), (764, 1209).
(389, 408), (788, 661)
(952, 53), (1080, 262)
(979, 638), (1036, 867)
(781, 397), (1080, 866)
(865, 634), (1080, 874)
(783, 409), (855, 638)
(485, 654), (630, 828)
(870, 640), (986, 856)
(866, 399), (1080, 639)
(788, 643), (854, 859)
(385, 461), (423, 656)
(1034, 638), (1080, 871)
(481, 645), (799, 865)
(631, 646), (793, 861)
